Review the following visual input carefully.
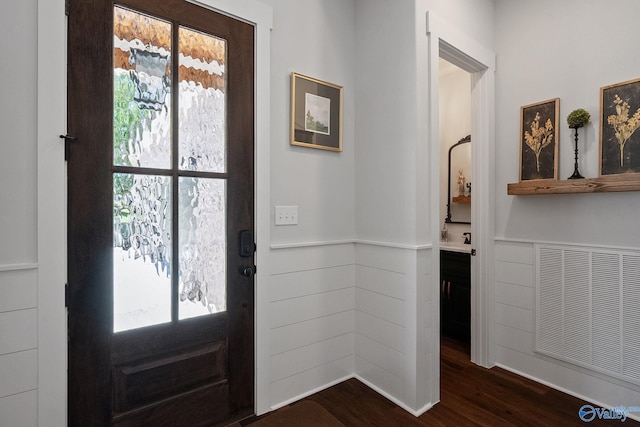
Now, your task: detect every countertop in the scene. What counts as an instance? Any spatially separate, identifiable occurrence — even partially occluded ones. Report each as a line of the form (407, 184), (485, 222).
(440, 242), (472, 254)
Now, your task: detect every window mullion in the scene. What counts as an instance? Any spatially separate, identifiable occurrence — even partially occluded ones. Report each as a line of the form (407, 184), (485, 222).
(171, 20), (180, 323)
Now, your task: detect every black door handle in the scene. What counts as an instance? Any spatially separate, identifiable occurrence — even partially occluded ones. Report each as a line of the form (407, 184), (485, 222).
(240, 265), (256, 278)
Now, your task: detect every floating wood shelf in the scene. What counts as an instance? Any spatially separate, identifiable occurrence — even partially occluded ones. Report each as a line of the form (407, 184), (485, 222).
(507, 175), (640, 195)
(452, 195), (471, 203)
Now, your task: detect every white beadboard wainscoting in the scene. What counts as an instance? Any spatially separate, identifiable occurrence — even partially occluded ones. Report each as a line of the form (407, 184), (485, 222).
(0, 265), (38, 427)
(354, 243), (432, 415)
(494, 239), (640, 418)
(267, 241), (433, 415)
(268, 243), (356, 408)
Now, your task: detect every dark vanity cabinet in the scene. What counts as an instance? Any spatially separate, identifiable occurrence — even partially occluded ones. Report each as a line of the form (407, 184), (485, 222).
(440, 250), (471, 342)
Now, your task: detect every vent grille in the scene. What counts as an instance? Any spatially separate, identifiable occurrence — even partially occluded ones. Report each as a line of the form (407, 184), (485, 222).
(536, 244), (640, 386)
(623, 255), (640, 382)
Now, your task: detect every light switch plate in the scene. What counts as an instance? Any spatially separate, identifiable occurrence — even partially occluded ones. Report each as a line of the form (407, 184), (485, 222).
(275, 206), (298, 225)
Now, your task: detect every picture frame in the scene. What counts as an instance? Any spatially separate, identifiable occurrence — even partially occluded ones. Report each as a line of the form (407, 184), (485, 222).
(291, 72), (343, 152)
(519, 98), (559, 181)
(599, 77), (640, 176)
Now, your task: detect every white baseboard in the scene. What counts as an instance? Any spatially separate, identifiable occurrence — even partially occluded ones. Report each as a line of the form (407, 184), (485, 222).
(266, 374), (433, 418)
(354, 375), (433, 417)
(268, 374), (355, 412)
(495, 363), (640, 423)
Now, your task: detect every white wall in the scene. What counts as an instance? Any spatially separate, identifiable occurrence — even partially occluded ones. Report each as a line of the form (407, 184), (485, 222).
(354, 0), (495, 414)
(353, 0), (428, 413)
(265, 0), (356, 245)
(495, 0), (640, 247)
(495, 0), (640, 411)
(355, 0), (419, 245)
(0, 1), (37, 264)
(0, 0), (39, 425)
(258, 0), (358, 411)
(421, 0), (494, 53)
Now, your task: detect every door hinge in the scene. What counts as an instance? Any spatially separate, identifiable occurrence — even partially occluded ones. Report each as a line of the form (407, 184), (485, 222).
(471, 249), (476, 256)
(59, 134), (76, 161)
(65, 0), (70, 16)
(65, 283), (70, 308)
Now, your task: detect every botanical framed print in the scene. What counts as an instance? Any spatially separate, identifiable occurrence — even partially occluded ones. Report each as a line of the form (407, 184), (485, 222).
(519, 98), (559, 181)
(600, 77), (640, 176)
(291, 72), (343, 152)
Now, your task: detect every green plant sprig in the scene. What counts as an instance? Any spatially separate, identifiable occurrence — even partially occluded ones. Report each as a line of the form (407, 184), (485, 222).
(567, 108), (591, 129)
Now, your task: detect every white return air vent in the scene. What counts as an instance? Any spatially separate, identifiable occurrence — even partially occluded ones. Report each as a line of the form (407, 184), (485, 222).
(535, 244), (640, 386)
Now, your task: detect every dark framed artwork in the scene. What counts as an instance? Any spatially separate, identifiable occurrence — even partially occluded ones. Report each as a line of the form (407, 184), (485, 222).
(290, 72), (343, 152)
(600, 77), (640, 176)
(519, 98), (559, 181)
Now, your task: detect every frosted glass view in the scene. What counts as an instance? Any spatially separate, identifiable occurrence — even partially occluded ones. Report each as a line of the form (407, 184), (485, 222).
(179, 178), (226, 319)
(113, 7), (172, 169)
(112, 8), (231, 331)
(178, 27), (227, 173)
(113, 174), (172, 332)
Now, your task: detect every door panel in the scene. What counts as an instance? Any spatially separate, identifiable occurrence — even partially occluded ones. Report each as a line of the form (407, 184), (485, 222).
(67, 0), (254, 425)
(112, 341), (226, 413)
(112, 384), (229, 427)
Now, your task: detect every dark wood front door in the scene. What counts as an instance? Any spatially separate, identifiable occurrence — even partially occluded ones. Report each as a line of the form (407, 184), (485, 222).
(67, 1), (255, 425)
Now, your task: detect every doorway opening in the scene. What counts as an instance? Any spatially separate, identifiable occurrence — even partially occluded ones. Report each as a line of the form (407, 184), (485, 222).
(439, 58), (472, 359)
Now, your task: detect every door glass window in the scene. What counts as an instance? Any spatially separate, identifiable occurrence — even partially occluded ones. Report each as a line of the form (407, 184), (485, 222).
(178, 27), (227, 173)
(113, 7), (171, 169)
(112, 7), (228, 333)
(113, 174), (172, 332)
(178, 178), (226, 319)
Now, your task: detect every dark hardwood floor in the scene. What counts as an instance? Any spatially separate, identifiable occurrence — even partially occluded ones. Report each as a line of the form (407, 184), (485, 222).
(239, 337), (639, 426)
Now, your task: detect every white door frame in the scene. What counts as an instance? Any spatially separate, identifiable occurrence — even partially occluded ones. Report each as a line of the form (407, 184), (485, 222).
(37, 1), (272, 424)
(425, 10), (496, 402)
(37, 1), (67, 425)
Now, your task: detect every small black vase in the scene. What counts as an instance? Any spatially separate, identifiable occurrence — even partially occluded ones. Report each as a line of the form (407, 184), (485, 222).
(568, 125), (584, 179)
